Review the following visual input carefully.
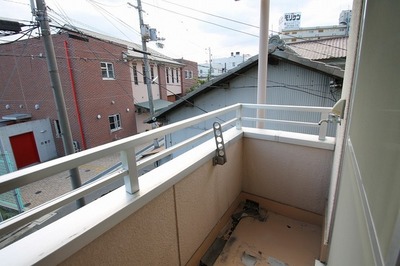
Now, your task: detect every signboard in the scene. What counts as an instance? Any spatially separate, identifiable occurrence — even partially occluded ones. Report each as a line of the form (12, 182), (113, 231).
(279, 12), (301, 31)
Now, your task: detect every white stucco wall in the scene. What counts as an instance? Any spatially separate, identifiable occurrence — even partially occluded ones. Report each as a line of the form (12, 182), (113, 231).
(0, 118), (57, 166)
(329, 0), (400, 264)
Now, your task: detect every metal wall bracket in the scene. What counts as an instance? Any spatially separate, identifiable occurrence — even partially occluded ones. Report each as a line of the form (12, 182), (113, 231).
(212, 122), (227, 166)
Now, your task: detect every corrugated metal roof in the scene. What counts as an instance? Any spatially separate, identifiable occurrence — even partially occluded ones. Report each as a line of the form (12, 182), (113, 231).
(145, 49), (344, 123)
(287, 37), (348, 60)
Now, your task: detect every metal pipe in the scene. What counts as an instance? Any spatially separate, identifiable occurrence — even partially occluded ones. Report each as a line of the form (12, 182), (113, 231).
(256, 0), (270, 128)
(64, 40), (87, 150)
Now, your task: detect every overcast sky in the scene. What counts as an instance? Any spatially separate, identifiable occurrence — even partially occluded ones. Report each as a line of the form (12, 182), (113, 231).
(0, 0), (353, 63)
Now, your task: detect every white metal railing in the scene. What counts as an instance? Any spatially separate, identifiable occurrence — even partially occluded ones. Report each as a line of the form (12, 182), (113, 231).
(0, 103), (331, 237)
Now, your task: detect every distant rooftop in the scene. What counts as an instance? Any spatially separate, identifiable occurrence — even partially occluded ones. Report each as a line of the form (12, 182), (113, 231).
(287, 36), (348, 61)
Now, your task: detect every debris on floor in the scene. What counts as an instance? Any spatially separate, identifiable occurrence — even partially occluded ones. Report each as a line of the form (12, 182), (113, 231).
(201, 198), (322, 266)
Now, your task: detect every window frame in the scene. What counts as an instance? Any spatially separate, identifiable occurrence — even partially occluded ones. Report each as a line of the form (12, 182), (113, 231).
(166, 68), (170, 83)
(142, 65), (155, 84)
(132, 65), (139, 85)
(101, 62), (115, 80)
(108, 113), (122, 132)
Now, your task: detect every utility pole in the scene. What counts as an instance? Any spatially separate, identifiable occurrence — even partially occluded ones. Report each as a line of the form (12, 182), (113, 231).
(129, 0), (159, 148)
(207, 47), (212, 81)
(34, 0), (84, 208)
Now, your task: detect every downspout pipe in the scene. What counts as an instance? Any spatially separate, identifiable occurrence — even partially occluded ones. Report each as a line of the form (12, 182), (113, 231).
(64, 41), (87, 150)
(256, 0), (270, 128)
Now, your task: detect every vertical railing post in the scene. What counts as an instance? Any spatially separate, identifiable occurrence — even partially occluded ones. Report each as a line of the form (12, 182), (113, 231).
(120, 149), (139, 194)
(319, 111), (329, 140)
(236, 105), (242, 130)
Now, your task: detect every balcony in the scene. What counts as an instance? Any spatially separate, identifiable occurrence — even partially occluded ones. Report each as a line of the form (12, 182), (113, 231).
(0, 103), (335, 265)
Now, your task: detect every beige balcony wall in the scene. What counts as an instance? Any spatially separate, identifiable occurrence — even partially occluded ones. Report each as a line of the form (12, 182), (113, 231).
(60, 188), (179, 265)
(60, 137), (243, 265)
(242, 138), (333, 215)
(175, 139), (243, 265)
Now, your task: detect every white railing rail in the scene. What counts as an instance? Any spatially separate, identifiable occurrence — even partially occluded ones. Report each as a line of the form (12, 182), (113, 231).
(241, 103), (330, 140)
(0, 103), (331, 236)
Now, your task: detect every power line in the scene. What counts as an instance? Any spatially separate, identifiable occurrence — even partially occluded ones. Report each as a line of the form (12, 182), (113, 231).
(157, 0), (259, 29)
(86, 0), (139, 41)
(143, 0), (347, 52)
(141, 1), (258, 38)
(0, 24), (339, 117)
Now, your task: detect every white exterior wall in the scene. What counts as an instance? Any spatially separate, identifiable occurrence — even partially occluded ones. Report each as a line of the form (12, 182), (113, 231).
(165, 66), (182, 96)
(130, 61), (160, 103)
(0, 119), (57, 166)
(281, 25), (348, 43)
(198, 53), (251, 79)
(328, 0), (400, 265)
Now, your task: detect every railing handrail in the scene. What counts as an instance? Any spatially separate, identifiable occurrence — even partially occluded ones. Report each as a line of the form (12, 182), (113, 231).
(241, 103), (331, 113)
(0, 104), (240, 194)
(0, 103), (333, 237)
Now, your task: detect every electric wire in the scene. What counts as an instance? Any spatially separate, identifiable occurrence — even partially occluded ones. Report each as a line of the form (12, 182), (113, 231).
(142, 0), (347, 52)
(0, 24), (340, 124)
(0, 26), (38, 45)
(140, 1), (258, 38)
(85, 0), (140, 42)
(0, 26), (35, 103)
(157, 0), (259, 29)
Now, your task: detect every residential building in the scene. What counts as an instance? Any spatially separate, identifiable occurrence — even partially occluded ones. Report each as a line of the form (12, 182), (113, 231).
(198, 51), (251, 80)
(174, 58), (198, 94)
(0, 29), (137, 161)
(0, 1), (399, 265)
(150, 45), (343, 157)
(279, 10), (352, 44)
(0, 27), (189, 162)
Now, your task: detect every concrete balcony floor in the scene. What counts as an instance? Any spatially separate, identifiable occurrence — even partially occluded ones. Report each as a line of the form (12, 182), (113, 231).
(200, 195), (322, 266)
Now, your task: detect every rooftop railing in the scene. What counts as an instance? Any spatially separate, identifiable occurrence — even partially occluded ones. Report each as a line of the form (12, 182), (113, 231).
(0, 103), (332, 238)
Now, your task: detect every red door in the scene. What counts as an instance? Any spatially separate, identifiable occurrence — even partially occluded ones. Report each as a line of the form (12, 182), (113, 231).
(10, 132), (40, 169)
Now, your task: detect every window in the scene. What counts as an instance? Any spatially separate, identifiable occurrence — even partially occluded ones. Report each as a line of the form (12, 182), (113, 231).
(143, 65), (154, 84)
(176, 69), (179, 83)
(171, 68), (175, 83)
(166, 68), (170, 83)
(132, 65), (138, 85)
(101, 62), (115, 79)
(142, 66), (147, 84)
(150, 66), (155, 82)
(109, 114), (121, 132)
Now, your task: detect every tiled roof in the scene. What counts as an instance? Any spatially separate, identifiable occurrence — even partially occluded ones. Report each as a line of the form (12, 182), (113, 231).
(287, 37), (348, 60)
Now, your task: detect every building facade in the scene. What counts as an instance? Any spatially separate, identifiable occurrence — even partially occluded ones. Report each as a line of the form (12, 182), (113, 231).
(0, 28), (192, 165)
(198, 52), (251, 80)
(0, 31), (137, 161)
(279, 10), (352, 44)
(152, 48), (344, 158)
(175, 58), (198, 94)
